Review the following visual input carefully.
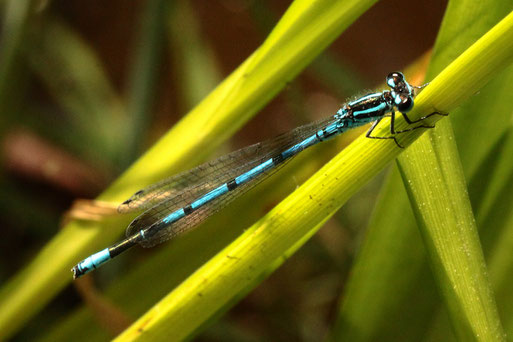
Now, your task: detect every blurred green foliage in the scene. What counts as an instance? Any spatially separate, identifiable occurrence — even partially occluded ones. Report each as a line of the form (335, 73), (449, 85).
(1, 0), (513, 341)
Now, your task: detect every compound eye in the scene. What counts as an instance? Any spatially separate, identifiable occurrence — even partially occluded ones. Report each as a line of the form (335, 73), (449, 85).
(386, 72), (404, 88)
(397, 96), (413, 112)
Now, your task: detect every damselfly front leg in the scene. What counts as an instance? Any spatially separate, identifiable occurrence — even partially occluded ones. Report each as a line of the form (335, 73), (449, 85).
(366, 110), (449, 148)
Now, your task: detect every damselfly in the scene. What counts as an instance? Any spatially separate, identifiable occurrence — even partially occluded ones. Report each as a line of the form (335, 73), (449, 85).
(72, 72), (444, 278)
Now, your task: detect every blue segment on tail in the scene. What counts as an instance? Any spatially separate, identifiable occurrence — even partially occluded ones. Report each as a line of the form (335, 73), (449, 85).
(72, 248), (111, 278)
(163, 208), (186, 224)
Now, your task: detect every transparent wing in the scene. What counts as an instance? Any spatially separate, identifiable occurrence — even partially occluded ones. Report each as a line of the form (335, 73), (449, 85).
(128, 162), (288, 247)
(118, 142), (278, 213)
(123, 115), (338, 247)
(118, 115), (336, 213)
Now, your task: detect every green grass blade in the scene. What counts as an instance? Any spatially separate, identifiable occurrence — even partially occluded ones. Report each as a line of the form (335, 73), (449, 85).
(114, 11), (513, 341)
(424, 119), (513, 341)
(25, 19), (128, 165)
(0, 0), (31, 123)
(397, 134), (504, 340)
(0, 0), (378, 339)
(123, 0), (171, 164)
(332, 166), (434, 341)
(485, 132), (513, 333)
(167, 1), (221, 111)
(394, 3), (513, 338)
